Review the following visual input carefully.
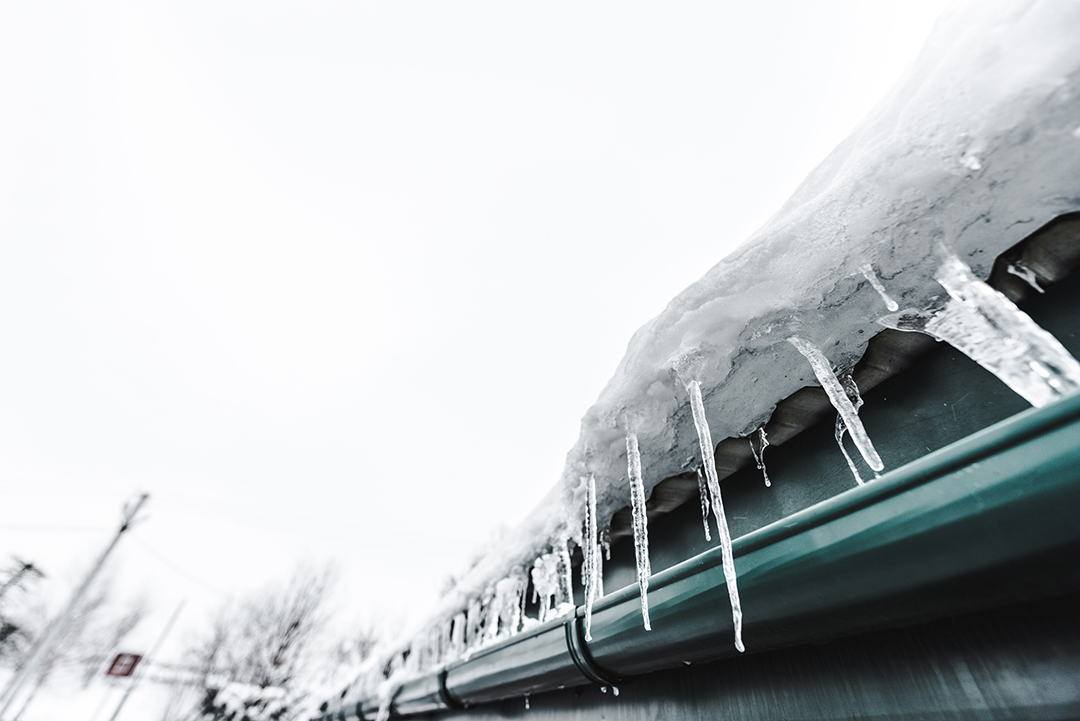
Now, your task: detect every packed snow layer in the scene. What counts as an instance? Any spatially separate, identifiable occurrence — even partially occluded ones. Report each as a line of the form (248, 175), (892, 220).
(353, 0), (1080, 697)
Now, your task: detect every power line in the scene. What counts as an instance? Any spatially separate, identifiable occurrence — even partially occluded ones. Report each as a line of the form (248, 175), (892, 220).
(130, 536), (231, 600)
(0, 524), (111, 533)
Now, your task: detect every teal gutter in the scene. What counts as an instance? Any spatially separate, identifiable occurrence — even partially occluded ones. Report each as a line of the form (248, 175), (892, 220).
(346, 391), (1080, 719)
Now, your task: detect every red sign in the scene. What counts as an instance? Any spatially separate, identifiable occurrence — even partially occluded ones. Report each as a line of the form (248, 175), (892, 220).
(106, 653), (142, 677)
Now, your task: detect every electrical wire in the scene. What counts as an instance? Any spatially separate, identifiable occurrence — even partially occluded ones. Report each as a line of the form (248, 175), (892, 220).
(0, 523), (112, 533)
(129, 536), (232, 600)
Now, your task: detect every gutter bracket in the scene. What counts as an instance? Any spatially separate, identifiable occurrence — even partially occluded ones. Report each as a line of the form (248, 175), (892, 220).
(438, 668), (467, 710)
(564, 616), (625, 688)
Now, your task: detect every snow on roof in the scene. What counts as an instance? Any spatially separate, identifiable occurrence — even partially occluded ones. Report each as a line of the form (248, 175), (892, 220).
(357, 0), (1080, 696)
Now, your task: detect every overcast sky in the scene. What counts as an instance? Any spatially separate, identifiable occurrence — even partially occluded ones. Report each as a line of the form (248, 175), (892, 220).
(0, 0), (953, 660)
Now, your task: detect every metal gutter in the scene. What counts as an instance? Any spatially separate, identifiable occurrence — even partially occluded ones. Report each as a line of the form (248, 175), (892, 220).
(335, 390), (1080, 719)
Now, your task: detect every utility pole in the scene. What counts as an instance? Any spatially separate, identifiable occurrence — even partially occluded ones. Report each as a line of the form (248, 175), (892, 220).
(0, 493), (149, 720)
(106, 599), (186, 721)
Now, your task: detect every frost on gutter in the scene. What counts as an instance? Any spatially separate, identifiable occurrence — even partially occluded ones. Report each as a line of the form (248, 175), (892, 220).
(335, 0), (1080, 709)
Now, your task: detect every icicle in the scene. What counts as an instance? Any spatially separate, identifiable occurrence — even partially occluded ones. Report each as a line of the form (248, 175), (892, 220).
(684, 379), (745, 652)
(488, 576), (524, 642)
(517, 575), (527, 634)
(584, 474), (599, 641)
(695, 468), (712, 542)
(441, 620), (453, 663)
(860, 262), (899, 311)
(450, 612), (466, 656)
(879, 253), (1080, 407)
(748, 427), (771, 487)
(625, 431), (652, 631)
(835, 373), (866, 486)
(788, 336), (884, 472)
(1007, 261), (1044, 293)
(530, 556), (554, 623)
(595, 534), (604, 599)
(555, 536), (574, 614)
(465, 598), (483, 650)
(601, 527), (611, 561)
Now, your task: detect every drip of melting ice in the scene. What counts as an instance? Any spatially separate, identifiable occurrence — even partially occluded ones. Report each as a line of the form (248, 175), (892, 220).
(860, 262), (900, 311)
(1007, 261), (1044, 293)
(879, 253), (1080, 407)
(625, 431), (652, 631)
(748, 427), (771, 487)
(788, 336), (885, 472)
(584, 474), (599, 641)
(695, 468), (712, 542)
(612, 686), (620, 697)
(835, 373), (866, 486)
(684, 379), (745, 652)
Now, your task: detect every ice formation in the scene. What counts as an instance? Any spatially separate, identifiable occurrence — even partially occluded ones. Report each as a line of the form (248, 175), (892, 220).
(625, 431), (652, 631)
(486, 575), (525, 641)
(835, 373), (867, 486)
(583, 474), (600, 641)
(530, 554), (559, 623)
(1007, 262), (1044, 293)
(788, 336), (885, 472)
(748, 427), (771, 488)
(880, 253), (1080, 408)
(336, 2), (1080, 713)
(695, 468), (712, 542)
(555, 537), (574, 614)
(684, 379), (745, 652)
(860, 263), (899, 311)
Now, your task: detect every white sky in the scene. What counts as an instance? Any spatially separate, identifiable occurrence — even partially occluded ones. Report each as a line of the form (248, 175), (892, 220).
(1, 0), (953, 662)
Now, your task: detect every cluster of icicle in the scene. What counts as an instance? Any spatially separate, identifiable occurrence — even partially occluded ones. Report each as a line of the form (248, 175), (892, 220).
(372, 251), (1080, 719)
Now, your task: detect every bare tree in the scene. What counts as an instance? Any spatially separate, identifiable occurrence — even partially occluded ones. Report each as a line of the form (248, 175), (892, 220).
(185, 562), (338, 721)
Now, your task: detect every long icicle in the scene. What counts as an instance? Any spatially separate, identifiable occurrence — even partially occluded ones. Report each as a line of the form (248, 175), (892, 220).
(584, 474), (599, 641)
(685, 379), (745, 652)
(695, 468), (712, 542)
(787, 336), (884, 472)
(625, 431), (652, 631)
(834, 373), (865, 486)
